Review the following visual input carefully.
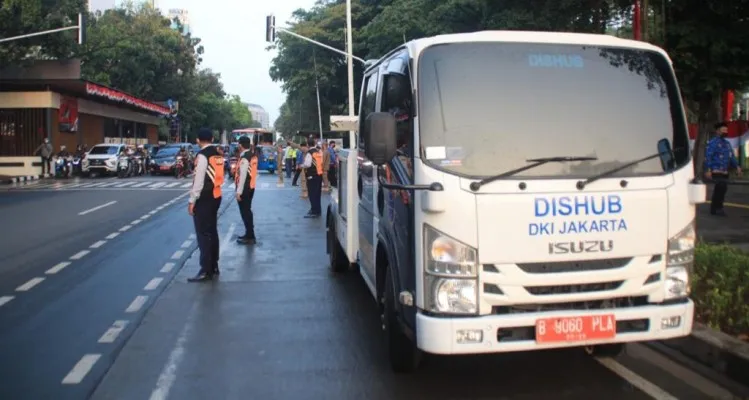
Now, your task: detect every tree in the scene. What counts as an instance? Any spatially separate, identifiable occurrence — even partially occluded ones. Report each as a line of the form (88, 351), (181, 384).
(0, 0), (87, 69)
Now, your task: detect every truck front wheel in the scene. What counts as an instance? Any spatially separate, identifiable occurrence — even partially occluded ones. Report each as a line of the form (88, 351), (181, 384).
(584, 343), (624, 357)
(383, 268), (421, 373)
(327, 220), (349, 272)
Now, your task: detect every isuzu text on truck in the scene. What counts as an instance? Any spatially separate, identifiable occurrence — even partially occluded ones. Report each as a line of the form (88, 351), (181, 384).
(326, 31), (706, 372)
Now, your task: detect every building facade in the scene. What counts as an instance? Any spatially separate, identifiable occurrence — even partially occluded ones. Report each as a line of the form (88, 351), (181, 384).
(246, 103), (270, 129)
(167, 8), (191, 35)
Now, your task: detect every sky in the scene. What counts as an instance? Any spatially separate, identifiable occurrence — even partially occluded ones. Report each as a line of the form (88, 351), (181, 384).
(150, 0), (317, 126)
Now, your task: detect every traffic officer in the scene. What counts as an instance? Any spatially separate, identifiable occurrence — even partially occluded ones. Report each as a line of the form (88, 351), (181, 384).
(235, 136), (257, 244)
(187, 128), (225, 282)
(300, 137), (323, 218)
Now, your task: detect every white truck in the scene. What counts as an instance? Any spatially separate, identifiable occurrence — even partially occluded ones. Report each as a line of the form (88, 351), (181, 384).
(326, 30), (706, 373)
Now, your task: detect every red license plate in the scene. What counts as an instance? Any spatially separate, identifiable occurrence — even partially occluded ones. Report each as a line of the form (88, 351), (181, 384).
(535, 314), (616, 344)
(160, 165), (170, 170)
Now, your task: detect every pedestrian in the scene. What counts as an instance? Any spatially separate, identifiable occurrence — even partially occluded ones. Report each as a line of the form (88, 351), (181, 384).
(300, 137), (323, 218)
(235, 136), (257, 245)
(284, 143), (294, 179)
(705, 121), (742, 216)
(327, 140), (338, 188)
(291, 141), (307, 187)
(187, 128), (225, 282)
(34, 138), (53, 176)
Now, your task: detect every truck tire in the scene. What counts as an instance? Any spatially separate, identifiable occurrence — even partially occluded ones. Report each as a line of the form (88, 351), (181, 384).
(326, 220), (349, 273)
(584, 343), (624, 357)
(383, 267), (421, 373)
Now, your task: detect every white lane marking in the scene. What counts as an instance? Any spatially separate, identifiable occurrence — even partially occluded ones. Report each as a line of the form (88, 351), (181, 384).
(106, 232), (120, 239)
(160, 262), (176, 273)
(132, 219), (142, 225)
(180, 182), (191, 188)
(150, 182), (167, 189)
(180, 240), (192, 248)
(170, 250), (184, 260)
(219, 223), (236, 256)
(189, 234), (196, 239)
(70, 250), (90, 260)
(61, 354), (101, 384)
(144, 277), (164, 291)
(78, 200), (117, 216)
(115, 182), (136, 188)
(98, 320), (129, 343)
(120, 225), (132, 232)
(595, 357), (678, 400)
(0, 296), (14, 307)
(46, 262), (71, 274)
(164, 182), (181, 188)
(125, 295), (148, 313)
(141, 214), (150, 220)
(98, 182), (120, 188)
(90, 240), (106, 249)
(148, 302), (198, 400)
(132, 182), (151, 188)
(148, 210), (158, 215)
(16, 277), (45, 292)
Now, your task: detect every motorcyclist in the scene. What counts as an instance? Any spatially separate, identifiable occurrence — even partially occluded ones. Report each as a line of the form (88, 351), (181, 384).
(177, 146), (190, 173)
(57, 145), (71, 176)
(134, 145), (148, 174)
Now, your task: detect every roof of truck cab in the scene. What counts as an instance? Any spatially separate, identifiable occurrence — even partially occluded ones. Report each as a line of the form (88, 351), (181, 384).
(367, 30), (671, 73)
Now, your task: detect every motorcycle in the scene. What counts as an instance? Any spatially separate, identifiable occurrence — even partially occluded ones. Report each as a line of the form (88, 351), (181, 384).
(133, 155), (146, 176)
(71, 156), (83, 176)
(54, 157), (72, 179)
(174, 157), (188, 179)
(117, 155), (132, 178)
(228, 157), (238, 179)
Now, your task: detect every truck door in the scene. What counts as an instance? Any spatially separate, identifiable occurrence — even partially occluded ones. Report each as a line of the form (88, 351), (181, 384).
(357, 70), (381, 290)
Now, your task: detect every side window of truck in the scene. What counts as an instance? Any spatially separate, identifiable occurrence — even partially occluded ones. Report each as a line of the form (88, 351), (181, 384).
(358, 72), (379, 150)
(381, 72), (414, 179)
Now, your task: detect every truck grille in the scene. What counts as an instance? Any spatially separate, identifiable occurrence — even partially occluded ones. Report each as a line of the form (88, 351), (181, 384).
(513, 257), (632, 274)
(491, 296), (649, 315)
(525, 281), (623, 295)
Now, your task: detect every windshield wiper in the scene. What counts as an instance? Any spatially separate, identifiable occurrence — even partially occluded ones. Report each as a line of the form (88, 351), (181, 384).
(576, 149), (682, 190)
(469, 156), (598, 191)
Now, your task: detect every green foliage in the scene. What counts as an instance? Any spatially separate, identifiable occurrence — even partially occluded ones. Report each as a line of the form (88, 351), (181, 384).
(1, 1), (253, 139)
(693, 243), (749, 336)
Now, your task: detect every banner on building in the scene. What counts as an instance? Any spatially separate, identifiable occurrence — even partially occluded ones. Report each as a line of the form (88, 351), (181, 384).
(58, 96), (79, 133)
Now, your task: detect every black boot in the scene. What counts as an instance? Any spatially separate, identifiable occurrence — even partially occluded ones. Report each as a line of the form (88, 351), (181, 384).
(188, 271), (213, 282)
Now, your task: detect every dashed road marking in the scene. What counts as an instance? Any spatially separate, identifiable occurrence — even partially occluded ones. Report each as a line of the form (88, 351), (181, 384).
(125, 295), (148, 313)
(595, 357), (678, 400)
(188, 234), (196, 239)
(150, 182), (167, 189)
(132, 181), (151, 188)
(78, 201), (117, 216)
(180, 240), (192, 248)
(170, 250), (184, 260)
(0, 296), (14, 307)
(149, 210), (158, 215)
(144, 278), (164, 291)
(164, 182), (182, 188)
(160, 262), (176, 273)
(46, 262), (71, 275)
(120, 225), (132, 232)
(16, 277), (45, 292)
(70, 250), (90, 260)
(90, 240), (106, 249)
(62, 354), (101, 384)
(132, 219), (142, 225)
(98, 320), (129, 343)
(106, 232), (120, 240)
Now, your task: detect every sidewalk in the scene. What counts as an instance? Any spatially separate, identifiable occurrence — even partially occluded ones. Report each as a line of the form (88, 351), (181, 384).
(0, 174), (50, 184)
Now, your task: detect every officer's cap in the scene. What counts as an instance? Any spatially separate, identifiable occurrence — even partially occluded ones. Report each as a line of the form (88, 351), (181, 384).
(197, 128), (213, 141)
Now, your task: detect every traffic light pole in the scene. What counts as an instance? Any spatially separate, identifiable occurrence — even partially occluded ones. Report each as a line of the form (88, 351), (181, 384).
(273, 27), (365, 64)
(0, 13), (86, 44)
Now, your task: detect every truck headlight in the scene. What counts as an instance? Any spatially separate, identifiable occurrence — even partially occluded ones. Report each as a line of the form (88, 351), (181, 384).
(424, 224), (478, 314)
(665, 220), (694, 299)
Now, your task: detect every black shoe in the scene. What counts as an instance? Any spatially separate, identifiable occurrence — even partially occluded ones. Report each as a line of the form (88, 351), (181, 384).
(237, 236), (256, 245)
(711, 208), (727, 216)
(213, 268), (220, 275)
(304, 213), (321, 219)
(188, 272), (213, 282)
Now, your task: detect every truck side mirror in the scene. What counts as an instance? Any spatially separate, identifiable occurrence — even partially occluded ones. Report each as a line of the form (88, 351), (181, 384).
(657, 138), (675, 171)
(364, 112), (397, 166)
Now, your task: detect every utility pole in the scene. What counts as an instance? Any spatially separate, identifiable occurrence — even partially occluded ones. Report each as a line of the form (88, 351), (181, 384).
(345, 0), (356, 148)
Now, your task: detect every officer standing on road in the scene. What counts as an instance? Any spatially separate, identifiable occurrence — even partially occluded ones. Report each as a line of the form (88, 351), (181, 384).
(235, 136), (257, 244)
(300, 137), (323, 218)
(187, 128), (225, 282)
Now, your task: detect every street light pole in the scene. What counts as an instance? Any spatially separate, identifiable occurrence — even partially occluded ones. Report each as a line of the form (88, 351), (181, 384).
(345, 0), (356, 148)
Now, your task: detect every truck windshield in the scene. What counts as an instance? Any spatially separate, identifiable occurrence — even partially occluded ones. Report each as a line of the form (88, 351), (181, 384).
(417, 42), (689, 179)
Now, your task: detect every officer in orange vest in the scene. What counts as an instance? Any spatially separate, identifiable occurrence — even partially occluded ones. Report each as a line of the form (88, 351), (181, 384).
(187, 128), (225, 282)
(234, 136), (257, 244)
(300, 137), (323, 218)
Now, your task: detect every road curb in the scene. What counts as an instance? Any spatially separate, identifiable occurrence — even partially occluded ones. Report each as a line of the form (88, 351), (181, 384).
(658, 323), (749, 386)
(1, 174), (51, 184)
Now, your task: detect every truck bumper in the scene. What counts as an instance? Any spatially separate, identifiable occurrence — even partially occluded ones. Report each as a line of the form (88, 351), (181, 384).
(416, 300), (693, 355)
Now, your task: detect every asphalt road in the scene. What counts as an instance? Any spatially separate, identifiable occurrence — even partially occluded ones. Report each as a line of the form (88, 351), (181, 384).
(0, 175), (204, 400)
(90, 174), (747, 400)
(2, 173), (747, 399)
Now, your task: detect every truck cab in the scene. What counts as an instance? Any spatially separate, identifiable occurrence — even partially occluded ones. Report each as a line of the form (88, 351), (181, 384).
(326, 30), (707, 373)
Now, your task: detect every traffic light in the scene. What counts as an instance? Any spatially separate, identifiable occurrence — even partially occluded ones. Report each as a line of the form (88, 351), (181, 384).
(78, 13), (87, 45)
(265, 15), (276, 42)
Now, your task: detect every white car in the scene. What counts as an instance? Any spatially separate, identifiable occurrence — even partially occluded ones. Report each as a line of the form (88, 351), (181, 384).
(83, 144), (127, 175)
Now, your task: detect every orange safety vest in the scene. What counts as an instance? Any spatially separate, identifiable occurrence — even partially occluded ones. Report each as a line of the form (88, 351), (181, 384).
(234, 152), (258, 190)
(307, 148), (323, 176)
(198, 145), (224, 199)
